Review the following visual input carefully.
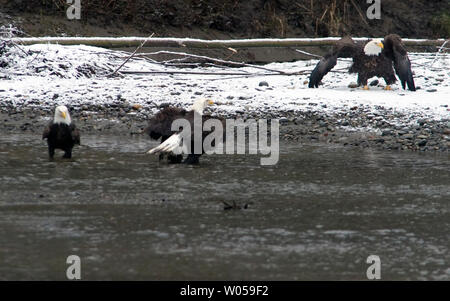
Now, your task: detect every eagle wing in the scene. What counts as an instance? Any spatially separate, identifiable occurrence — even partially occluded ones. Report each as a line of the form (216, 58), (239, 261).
(70, 123), (81, 145)
(145, 107), (187, 140)
(383, 34), (416, 91)
(309, 36), (361, 88)
(146, 132), (185, 155)
(42, 122), (52, 139)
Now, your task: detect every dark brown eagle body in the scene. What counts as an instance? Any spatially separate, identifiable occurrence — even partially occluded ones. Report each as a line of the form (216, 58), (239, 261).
(309, 34), (416, 91)
(42, 122), (80, 159)
(146, 106), (187, 141)
(145, 106), (225, 164)
(348, 52), (397, 87)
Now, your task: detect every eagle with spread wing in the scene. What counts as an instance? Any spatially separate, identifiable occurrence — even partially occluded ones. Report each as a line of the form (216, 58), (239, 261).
(308, 34), (416, 91)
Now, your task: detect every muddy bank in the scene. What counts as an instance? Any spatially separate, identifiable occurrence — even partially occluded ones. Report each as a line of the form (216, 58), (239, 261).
(0, 43), (448, 154)
(1, 106), (448, 153)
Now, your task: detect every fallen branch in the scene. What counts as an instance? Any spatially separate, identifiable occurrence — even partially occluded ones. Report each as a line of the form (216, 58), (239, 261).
(119, 70), (310, 76)
(129, 50), (291, 74)
(108, 33), (154, 77)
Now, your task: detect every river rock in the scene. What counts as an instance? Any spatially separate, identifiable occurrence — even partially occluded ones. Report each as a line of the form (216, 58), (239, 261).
(131, 104), (142, 111)
(382, 130), (393, 136)
(369, 79), (379, 86)
(417, 139), (427, 147)
(403, 133), (414, 140)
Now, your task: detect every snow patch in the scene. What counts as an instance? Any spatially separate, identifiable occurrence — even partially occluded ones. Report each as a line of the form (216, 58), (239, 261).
(0, 43), (449, 128)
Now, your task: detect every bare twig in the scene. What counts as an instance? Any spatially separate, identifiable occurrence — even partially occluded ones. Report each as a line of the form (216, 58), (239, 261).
(132, 50), (291, 74)
(349, 0), (369, 26)
(108, 33), (154, 77)
(294, 49), (324, 59)
(430, 39), (449, 67)
(26, 50), (43, 67)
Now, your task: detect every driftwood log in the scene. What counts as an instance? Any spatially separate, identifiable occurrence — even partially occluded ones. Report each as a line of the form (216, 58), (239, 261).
(11, 37), (447, 49)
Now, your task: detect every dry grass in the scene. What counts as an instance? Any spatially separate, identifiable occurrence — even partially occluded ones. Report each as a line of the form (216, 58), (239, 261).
(431, 12), (450, 37)
(5, 0), (447, 38)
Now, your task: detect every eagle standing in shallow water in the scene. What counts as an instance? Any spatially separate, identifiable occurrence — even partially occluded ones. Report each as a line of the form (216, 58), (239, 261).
(308, 34), (416, 91)
(42, 105), (80, 159)
(145, 99), (224, 164)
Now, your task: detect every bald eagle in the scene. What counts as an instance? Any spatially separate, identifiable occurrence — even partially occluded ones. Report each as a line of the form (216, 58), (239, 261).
(42, 105), (80, 159)
(309, 34), (416, 91)
(145, 99), (224, 164)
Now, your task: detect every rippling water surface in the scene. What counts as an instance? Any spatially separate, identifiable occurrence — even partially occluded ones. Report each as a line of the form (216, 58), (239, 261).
(0, 133), (448, 280)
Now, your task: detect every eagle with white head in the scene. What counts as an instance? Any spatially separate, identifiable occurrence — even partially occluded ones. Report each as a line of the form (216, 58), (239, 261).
(145, 99), (224, 164)
(309, 34), (416, 91)
(42, 105), (80, 159)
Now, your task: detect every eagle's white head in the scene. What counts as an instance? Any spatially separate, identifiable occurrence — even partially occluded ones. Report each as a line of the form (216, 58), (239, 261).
(364, 39), (384, 56)
(191, 99), (214, 115)
(54, 105), (72, 125)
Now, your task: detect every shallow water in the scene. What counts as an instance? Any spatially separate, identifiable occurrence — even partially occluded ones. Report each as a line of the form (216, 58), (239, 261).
(0, 133), (448, 280)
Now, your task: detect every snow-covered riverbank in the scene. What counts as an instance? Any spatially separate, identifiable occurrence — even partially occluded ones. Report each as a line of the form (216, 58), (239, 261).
(1, 43), (449, 152)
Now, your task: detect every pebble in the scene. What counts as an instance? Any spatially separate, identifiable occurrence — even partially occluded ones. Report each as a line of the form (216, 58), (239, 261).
(131, 104), (142, 111)
(369, 80), (379, 86)
(259, 81), (269, 87)
(417, 119), (427, 126)
(279, 117), (288, 124)
(338, 137), (349, 143)
(318, 121), (327, 127)
(417, 140), (427, 147)
(403, 134), (414, 140)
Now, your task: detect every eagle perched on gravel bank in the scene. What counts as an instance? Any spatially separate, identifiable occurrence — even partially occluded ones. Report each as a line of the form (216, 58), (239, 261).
(145, 99), (224, 164)
(309, 34), (416, 91)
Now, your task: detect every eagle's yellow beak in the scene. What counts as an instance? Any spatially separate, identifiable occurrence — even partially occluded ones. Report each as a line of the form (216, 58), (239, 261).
(208, 100), (214, 105)
(378, 42), (384, 49)
(61, 112), (66, 119)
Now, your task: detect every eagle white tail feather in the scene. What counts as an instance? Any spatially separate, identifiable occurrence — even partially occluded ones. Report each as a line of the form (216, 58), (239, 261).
(147, 133), (183, 155)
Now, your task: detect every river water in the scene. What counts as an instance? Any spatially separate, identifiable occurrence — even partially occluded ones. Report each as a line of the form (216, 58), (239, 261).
(0, 133), (448, 280)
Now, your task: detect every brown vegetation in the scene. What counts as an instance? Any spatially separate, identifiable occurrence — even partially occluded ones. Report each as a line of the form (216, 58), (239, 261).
(0, 0), (449, 38)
